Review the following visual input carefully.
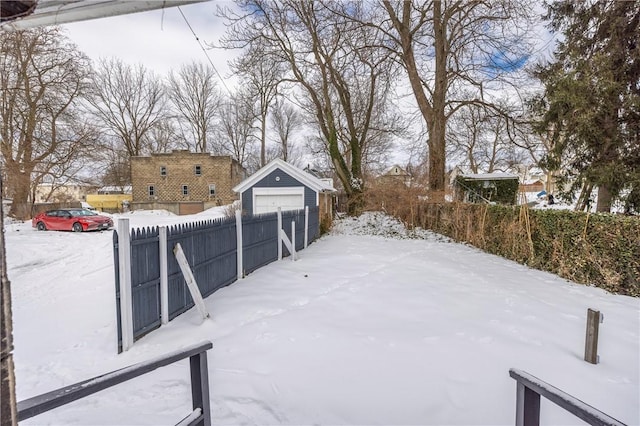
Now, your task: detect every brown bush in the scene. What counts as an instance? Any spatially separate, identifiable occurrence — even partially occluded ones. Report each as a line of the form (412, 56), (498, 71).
(367, 192), (639, 296)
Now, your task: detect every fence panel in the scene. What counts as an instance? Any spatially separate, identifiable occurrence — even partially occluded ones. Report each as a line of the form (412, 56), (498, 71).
(242, 213), (278, 274)
(281, 209), (306, 255)
(308, 206), (320, 243)
(113, 206), (321, 351)
(166, 217), (237, 320)
(130, 227), (162, 341)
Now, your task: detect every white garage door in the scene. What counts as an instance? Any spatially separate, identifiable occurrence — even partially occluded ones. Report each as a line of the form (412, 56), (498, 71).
(253, 187), (305, 214)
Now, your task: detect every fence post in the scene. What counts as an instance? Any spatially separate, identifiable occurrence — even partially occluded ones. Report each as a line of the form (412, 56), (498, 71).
(304, 206), (309, 249)
(117, 218), (134, 352)
(291, 221), (296, 261)
(585, 309), (603, 364)
(235, 210), (243, 279)
(159, 226), (169, 325)
(277, 208), (283, 260)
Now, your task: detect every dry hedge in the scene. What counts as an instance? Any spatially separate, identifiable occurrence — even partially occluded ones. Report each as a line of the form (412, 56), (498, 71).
(365, 187), (639, 296)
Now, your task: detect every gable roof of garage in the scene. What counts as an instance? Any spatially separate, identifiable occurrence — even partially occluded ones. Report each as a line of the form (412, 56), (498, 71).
(233, 159), (336, 194)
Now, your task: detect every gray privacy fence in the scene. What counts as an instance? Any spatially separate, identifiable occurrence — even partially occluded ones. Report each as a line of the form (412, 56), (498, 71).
(113, 206), (320, 352)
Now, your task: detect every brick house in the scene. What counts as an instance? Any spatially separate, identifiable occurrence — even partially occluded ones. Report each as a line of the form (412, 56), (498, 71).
(130, 150), (245, 215)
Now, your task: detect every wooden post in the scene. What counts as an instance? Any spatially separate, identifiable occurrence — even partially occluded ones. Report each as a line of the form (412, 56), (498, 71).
(235, 210), (243, 279)
(173, 243), (209, 321)
(515, 382), (540, 426)
(584, 309), (602, 364)
(189, 351), (211, 426)
(117, 218), (134, 352)
(159, 226), (169, 325)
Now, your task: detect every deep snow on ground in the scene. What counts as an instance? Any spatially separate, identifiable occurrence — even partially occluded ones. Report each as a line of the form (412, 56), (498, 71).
(4, 209), (639, 425)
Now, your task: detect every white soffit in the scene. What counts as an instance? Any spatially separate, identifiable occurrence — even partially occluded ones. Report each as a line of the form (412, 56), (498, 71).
(1, 0), (209, 31)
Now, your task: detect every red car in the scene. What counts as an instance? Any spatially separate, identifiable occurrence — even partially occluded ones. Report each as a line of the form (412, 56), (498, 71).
(32, 208), (114, 232)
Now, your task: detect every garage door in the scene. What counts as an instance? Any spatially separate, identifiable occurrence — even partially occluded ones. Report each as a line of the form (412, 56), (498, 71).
(253, 187), (305, 214)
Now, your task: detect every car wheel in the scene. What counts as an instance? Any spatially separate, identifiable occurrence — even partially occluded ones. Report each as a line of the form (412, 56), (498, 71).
(72, 222), (83, 232)
(37, 222), (46, 231)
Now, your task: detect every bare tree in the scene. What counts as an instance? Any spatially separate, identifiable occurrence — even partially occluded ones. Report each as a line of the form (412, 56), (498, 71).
(378, 1), (536, 199)
(270, 97), (304, 162)
(221, 0), (403, 214)
(216, 89), (257, 170)
(147, 118), (188, 153)
(166, 62), (220, 153)
(1, 27), (95, 218)
(88, 58), (166, 157)
(448, 104), (527, 173)
(232, 44), (284, 167)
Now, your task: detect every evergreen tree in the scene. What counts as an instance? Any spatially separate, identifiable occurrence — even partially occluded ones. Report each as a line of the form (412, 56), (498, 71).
(532, 0), (640, 212)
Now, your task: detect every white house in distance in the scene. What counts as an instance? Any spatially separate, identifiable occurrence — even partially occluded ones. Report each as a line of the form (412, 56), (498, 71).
(233, 159), (336, 218)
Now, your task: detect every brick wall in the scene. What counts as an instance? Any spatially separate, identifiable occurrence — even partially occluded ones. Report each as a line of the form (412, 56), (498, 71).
(130, 150), (245, 205)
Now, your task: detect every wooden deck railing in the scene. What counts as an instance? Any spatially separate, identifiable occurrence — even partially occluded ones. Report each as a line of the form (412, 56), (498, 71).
(509, 368), (626, 426)
(17, 341), (213, 426)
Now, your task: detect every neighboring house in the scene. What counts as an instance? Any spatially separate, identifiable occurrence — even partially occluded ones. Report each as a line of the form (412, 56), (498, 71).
(519, 178), (545, 194)
(454, 173), (520, 205)
(233, 159), (336, 220)
(34, 182), (97, 203)
(377, 165), (412, 187)
(130, 150), (245, 215)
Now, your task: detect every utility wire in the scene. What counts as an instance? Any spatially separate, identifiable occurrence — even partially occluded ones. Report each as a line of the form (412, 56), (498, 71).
(178, 6), (232, 95)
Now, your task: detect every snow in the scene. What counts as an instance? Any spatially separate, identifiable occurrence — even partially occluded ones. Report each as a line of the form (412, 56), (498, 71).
(5, 209), (639, 425)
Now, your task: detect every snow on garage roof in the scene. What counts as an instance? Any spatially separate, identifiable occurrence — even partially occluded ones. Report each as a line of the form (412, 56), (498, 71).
(233, 158), (336, 194)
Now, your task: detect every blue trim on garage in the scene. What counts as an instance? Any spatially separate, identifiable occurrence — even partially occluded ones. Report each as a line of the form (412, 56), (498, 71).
(240, 167), (316, 214)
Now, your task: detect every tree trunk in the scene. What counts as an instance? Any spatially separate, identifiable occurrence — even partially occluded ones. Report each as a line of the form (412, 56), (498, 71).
(0, 173), (18, 426)
(260, 112), (267, 167)
(576, 182), (594, 212)
(8, 170), (33, 220)
(596, 185), (613, 213)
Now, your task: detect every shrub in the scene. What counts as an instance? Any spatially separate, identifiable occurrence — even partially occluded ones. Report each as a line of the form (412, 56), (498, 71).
(400, 201), (639, 296)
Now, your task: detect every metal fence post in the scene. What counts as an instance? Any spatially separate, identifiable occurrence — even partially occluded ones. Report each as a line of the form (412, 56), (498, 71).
(304, 206), (309, 249)
(235, 210), (243, 279)
(117, 218), (134, 352)
(159, 226), (169, 325)
(189, 351), (211, 426)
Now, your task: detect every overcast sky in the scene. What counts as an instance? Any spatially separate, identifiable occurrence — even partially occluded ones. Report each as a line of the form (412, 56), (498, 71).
(62, 1), (239, 86)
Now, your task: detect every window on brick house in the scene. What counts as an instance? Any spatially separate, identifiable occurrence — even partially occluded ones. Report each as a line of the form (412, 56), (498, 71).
(148, 185), (155, 196)
(182, 185), (189, 195)
(208, 184), (216, 196)
(160, 166), (167, 176)
(194, 165), (202, 176)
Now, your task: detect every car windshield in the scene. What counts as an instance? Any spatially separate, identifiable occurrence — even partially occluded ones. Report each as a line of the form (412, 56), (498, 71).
(69, 209), (97, 217)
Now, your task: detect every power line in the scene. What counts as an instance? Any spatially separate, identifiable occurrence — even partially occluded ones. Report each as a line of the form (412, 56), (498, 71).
(177, 6), (232, 95)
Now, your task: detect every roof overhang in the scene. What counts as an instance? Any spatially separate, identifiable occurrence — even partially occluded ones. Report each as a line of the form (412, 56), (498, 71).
(0, 0), (209, 31)
(460, 173), (519, 181)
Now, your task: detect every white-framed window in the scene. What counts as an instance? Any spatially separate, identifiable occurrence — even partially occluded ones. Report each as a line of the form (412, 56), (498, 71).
(208, 184), (216, 196)
(194, 165), (202, 176)
(148, 185), (155, 196)
(182, 185), (189, 195)
(160, 166), (167, 176)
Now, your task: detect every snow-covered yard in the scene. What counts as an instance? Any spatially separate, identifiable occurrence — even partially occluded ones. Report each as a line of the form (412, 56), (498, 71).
(5, 210), (639, 425)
